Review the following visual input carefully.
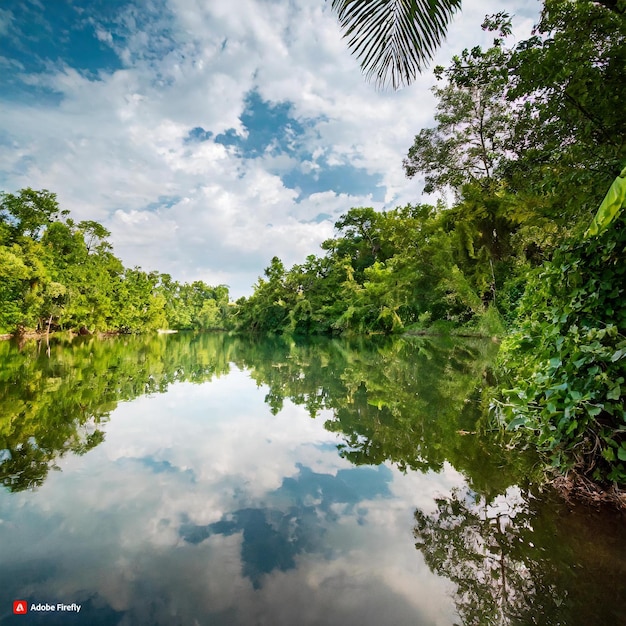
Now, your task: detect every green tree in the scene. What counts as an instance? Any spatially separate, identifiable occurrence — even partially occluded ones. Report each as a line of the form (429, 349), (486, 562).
(0, 246), (29, 332)
(504, 0), (626, 220)
(238, 257), (291, 333)
(0, 188), (67, 241)
(403, 25), (513, 194)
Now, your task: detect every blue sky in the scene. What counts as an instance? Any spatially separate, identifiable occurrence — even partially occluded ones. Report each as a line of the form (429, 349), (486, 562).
(0, 0), (541, 297)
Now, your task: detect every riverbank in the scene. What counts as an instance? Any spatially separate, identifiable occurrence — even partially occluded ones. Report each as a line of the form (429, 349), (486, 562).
(0, 329), (120, 342)
(551, 473), (626, 512)
(0, 327), (185, 341)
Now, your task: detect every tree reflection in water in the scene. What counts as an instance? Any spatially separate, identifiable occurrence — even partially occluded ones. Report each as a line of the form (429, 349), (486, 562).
(2, 332), (626, 623)
(414, 485), (626, 625)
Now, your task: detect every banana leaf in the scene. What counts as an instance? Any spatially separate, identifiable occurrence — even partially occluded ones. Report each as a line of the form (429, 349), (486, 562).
(585, 166), (626, 237)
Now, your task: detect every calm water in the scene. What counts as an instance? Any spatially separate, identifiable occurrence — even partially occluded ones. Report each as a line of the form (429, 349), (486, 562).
(0, 333), (624, 625)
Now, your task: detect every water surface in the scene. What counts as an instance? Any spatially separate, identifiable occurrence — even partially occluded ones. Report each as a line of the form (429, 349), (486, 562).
(0, 333), (624, 625)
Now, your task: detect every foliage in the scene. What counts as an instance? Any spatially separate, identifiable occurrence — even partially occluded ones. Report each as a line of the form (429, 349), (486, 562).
(504, 0), (626, 220)
(0, 188), (67, 240)
(495, 215), (626, 486)
(236, 203), (512, 336)
(585, 165), (626, 237)
(0, 189), (232, 334)
(234, 1), (626, 501)
(330, 0), (462, 89)
(403, 29), (513, 194)
(403, 0), (626, 225)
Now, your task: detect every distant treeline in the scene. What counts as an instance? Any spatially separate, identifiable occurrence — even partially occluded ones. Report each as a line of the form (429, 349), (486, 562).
(0, 188), (231, 335)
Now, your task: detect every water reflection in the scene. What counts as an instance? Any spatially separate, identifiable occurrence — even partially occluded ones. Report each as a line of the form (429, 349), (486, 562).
(180, 464), (392, 590)
(1, 333), (625, 625)
(1, 332), (520, 494)
(0, 371), (457, 625)
(0, 333), (233, 491)
(414, 486), (626, 625)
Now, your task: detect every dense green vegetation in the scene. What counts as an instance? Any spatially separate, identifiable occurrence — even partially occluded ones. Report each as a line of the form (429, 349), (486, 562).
(495, 214), (626, 485)
(0, 188), (231, 335)
(238, 2), (625, 340)
(236, 1), (626, 493)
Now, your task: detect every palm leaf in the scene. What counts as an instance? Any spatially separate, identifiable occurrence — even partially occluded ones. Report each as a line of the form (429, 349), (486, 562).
(331, 0), (462, 89)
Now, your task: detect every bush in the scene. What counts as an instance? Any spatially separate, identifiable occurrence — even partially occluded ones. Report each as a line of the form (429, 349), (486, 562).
(494, 217), (626, 486)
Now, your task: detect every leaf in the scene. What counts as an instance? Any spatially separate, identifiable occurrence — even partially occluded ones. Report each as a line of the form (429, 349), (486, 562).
(586, 404), (602, 417)
(585, 166), (626, 237)
(506, 415), (527, 430)
(607, 385), (621, 401)
(331, 0), (462, 89)
(603, 447), (616, 462)
(618, 445), (626, 462)
(548, 357), (562, 370)
(611, 349), (625, 362)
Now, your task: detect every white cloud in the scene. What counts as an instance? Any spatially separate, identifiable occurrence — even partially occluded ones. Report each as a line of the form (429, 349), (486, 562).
(0, 0), (543, 297)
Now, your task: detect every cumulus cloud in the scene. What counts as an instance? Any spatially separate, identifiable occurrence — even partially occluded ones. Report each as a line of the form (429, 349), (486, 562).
(0, 0), (542, 296)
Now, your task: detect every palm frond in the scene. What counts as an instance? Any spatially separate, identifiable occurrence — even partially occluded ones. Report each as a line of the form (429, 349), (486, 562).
(331, 0), (462, 89)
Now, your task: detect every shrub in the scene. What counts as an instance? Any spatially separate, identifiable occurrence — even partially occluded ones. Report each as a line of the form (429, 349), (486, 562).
(494, 216), (626, 486)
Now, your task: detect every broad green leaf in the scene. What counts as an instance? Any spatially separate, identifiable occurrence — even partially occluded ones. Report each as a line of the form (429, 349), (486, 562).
(611, 349), (625, 362)
(506, 415), (527, 430)
(607, 385), (622, 401)
(585, 166), (626, 237)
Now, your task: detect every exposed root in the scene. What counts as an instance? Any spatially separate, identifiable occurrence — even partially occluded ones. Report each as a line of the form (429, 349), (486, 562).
(551, 472), (626, 511)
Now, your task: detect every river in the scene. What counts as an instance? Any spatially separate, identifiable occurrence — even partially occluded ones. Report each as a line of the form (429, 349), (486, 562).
(0, 333), (624, 625)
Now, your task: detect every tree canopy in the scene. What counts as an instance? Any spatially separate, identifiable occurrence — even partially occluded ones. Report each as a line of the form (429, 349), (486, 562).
(0, 190), (232, 335)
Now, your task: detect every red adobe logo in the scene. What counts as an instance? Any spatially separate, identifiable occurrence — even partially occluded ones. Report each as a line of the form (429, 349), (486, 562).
(13, 600), (28, 615)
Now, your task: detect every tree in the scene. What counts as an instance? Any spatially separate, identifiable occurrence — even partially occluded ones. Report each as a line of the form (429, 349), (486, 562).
(0, 246), (29, 332)
(322, 207), (388, 280)
(330, 0), (462, 89)
(403, 20), (513, 194)
(504, 0), (626, 220)
(0, 188), (67, 241)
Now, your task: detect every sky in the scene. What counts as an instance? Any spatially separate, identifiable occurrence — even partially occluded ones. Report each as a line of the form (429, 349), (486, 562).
(0, 0), (542, 298)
